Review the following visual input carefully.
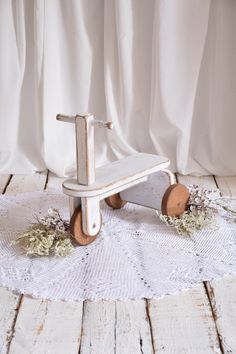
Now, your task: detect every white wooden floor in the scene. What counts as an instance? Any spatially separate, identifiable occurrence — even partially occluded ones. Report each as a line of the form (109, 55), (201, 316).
(0, 172), (236, 354)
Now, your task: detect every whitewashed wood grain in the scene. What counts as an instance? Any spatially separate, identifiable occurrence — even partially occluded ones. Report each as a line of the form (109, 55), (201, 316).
(146, 175), (222, 354)
(147, 286), (221, 353)
(8, 298), (82, 354)
(79, 301), (116, 354)
(75, 114), (95, 185)
(0, 175), (10, 194)
(115, 300), (153, 354)
(7, 173), (84, 354)
(206, 176), (236, 353)
(80, 300), (154, 354)
(0, 173), (47, 354)
(177, 174), (236, 353)
(120, 170), (173, 211)
(0, 174), (18, 354)
(215, 176), (236, 196)
(5, 173), (47, 195)
(63, 153), (169, 198)
(46, 172), (64, 191)
(0, 289), (20, 354)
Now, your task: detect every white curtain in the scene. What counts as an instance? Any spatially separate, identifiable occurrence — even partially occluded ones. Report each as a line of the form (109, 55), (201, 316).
(1, 0), (236, 176)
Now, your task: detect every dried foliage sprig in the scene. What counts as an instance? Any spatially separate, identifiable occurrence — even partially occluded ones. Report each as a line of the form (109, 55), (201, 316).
(159, 210), (216, 237)
(158, 184), (225, 237)
(12, 209), (74, 257)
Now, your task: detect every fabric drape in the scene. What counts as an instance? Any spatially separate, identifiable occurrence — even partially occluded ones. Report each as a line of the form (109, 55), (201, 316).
(0, 0), (236, 176)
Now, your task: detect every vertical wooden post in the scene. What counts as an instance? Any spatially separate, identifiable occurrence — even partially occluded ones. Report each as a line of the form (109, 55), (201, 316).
(75, 114), (95, 186)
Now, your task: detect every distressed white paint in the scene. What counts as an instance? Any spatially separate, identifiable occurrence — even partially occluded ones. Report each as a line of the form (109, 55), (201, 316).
(177, 174), (216, 190)
(177, 174), (236, 353)
(46, 172), (64, 191)
(0, 289), (20, 354)
(205, 176), (236, 353)
(1, 172), (236, 353)
(0, 173), (47, 354)
(215, 176), (236, 196)
(0, 173), (83, 354)
(81, 196), (101, 235)
(75, 115), (95, 185)
(5, 172), (47, 195)
(63, 153), (170, 198)
(79, 301), (116, 354)
(8, 298), (83, 354)
(145, 174), (221, 353)
(57, 113), (112, 187)
(120, 170), (173, 211)
(0, 175), (10, 193)
(115, 300), (153, 354)
(69, 196), (81, 218)
(206, 277), (236, 353)
(79, 300), (154, 354)
(147, 286), (221, 353)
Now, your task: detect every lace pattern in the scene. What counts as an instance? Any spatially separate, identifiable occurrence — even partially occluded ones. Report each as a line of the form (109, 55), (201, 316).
(0, 190), (236, 301)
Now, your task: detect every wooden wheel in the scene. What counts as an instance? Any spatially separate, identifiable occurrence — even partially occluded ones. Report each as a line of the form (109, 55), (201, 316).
(105, 193), (127, 209)
(70, 207), (101, 246)
(161, 183), (190, 217)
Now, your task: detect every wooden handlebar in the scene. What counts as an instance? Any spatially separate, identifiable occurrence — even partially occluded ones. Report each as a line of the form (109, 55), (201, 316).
(56, 114), (113, 129)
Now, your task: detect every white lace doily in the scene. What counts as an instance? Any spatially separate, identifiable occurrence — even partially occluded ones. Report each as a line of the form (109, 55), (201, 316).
(0, 190), (236, 301)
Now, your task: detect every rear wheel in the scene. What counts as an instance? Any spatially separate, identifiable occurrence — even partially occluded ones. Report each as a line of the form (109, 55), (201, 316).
(161, 183), (190, 217)
(105, 193), (127, 209)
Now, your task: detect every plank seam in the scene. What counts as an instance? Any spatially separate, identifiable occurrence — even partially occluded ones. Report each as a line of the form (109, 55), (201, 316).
(139, 332), (144, 354)
(5, 295), (24, 354)
(2, 175), (13, 195)
(44, 170), (50, 190)
(114, 302), (117, 354)
(213, 175), (220, 190)
(145, 300), (155, 353)
(203, 282), (225, 354)
(77, 301), (85, 354)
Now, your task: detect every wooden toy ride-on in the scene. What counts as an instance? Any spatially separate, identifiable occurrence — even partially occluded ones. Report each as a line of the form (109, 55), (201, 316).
(56, 113), (190, 245)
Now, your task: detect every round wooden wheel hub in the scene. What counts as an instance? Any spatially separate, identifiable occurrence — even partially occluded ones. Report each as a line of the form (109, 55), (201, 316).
(70, 207), (101, 246)
(161, 183), (190, 217)
(105, 193), (127, 209)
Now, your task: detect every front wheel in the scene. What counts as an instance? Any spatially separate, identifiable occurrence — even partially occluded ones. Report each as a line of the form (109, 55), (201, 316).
(70, 206), (101, 245)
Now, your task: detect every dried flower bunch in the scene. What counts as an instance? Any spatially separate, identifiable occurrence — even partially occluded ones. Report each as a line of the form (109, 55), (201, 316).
(158, 185), (223, 237)
(13, 209), (74, 257)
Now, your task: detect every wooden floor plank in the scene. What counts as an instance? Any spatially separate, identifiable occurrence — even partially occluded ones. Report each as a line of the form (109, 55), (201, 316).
(5, 172), (47, 195)
(46, 172), (64, 191)
(2, 172), (236, 353)
(146, 175), (223, 354)
(115, 300), (154, 354)
(79, 301), (116, 354)
(79, 299), (154, 354)
(7, 173), (83, 354)
(214, 176), (236, 196)
(0, 175), (17, 354)
(147, 286), (222, 353)
(178, 174), (236, 353)
(206, 176), (236, 353)
(0, 173), (48, 354)
(8, 298), (83, 354)
(0, 175), (11, 194)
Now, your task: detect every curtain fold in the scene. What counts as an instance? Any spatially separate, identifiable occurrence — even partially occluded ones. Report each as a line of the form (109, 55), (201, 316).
(0, 0), (235, 176)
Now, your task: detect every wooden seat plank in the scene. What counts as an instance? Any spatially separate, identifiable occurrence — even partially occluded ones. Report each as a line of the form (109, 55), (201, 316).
(63, 153), (169, 197)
